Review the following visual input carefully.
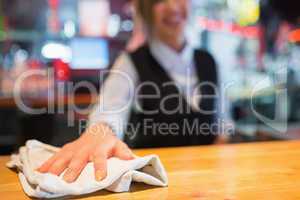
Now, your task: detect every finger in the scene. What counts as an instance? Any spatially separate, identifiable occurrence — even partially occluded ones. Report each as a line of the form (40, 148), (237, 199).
(37, 154), (58, 173)
(93, 153), (107, 181)
(63, 152), (89, 183)
(114, 141), (134, 160)
(37, 143), (73, 173)
(48, 153), (72, 176)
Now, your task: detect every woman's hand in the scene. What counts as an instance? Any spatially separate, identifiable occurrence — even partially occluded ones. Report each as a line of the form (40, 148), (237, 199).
(37, 123), (134, 183)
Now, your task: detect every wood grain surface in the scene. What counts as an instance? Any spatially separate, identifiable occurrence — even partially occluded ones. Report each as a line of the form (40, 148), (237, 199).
(1, 140), (300, 200)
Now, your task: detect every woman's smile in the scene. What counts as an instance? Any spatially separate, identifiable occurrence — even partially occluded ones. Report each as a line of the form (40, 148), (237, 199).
(162, 13), (186, 28)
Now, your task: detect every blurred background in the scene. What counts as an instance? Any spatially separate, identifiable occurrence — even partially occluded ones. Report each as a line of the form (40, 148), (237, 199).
(0, 0), (300, 154)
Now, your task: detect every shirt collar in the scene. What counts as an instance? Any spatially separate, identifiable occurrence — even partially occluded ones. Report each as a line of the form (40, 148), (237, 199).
(149, 38), (194, 71)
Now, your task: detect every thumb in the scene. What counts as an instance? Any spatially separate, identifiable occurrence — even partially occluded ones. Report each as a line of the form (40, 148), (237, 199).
(114, 141), (135, 160)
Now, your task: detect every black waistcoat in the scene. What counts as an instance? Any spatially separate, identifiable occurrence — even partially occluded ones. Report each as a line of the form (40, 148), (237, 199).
(124, 45), (218, 148)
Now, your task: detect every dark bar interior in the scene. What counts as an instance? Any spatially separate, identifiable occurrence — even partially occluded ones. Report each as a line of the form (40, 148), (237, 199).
(1, 0), (300, 199)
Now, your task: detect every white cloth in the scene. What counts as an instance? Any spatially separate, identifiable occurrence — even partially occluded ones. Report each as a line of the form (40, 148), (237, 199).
(6, 140), (168, 199)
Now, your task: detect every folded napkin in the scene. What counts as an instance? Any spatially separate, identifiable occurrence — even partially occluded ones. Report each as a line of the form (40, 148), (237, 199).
(6, 140), (168, 199)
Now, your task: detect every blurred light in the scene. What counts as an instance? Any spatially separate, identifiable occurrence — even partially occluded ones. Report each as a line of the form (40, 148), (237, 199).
(198, 17), (260, 39)
(107, 14), (121, 37)
(64, 20), (76, 38)
(0, 14), (4, 32)
(54, 59), (70, 81)
(227, 0), (260, 26)
(48, 0), (59, 9)
(28, 60), (42, 69)
(78, 0), (110, 37)
(289, 29), (300, 43)
(42, 42), (72, 62)
(15, 49), (28, 63)
(70, 38), (109, 69)
(121, 19), (134, 32)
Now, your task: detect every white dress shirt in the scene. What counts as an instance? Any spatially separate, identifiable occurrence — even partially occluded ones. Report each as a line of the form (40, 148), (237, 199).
(88, 39), (231, 139)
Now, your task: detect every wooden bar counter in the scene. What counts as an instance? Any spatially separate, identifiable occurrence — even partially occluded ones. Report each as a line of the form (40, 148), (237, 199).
(1, 140), (300, 200)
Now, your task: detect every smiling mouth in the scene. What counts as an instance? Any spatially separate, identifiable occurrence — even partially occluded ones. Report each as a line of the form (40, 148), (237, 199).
(164, 15), (186, 27)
